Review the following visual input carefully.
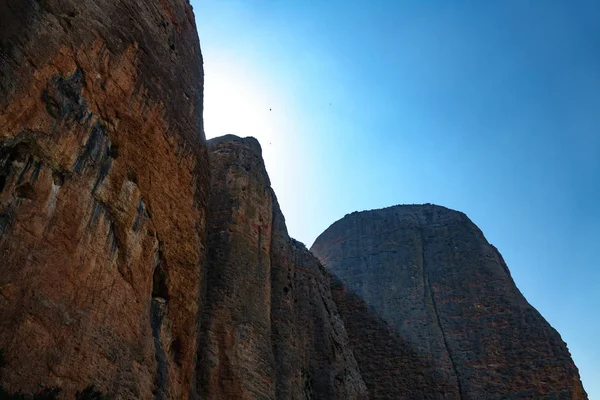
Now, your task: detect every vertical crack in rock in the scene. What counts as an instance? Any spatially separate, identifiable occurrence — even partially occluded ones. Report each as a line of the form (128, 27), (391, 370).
(150, 297), (168, 400)
(312, 204), (587, 398)
(1, 0), (209, 397)
(0, 207), (15, 241)
(106, 221), (118, 259)
(420, 227), (464, 399)
(132, 198), (148, 232)
(257, 224), (263, 269)
(151, 243), (169, 400)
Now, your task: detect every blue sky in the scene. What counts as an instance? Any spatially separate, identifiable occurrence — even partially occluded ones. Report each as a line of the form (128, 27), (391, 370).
(192, 1), (600, 396)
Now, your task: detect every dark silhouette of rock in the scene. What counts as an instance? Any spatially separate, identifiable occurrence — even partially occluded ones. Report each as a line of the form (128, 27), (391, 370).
(0, 0), (209, 397)
(197, 135), (367, 400)
(311, 204), (587, 399)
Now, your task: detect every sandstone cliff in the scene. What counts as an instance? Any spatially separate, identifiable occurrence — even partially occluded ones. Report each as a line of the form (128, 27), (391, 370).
(311, 205), (587, 399)
(196, 135), (367, 400)
(0, 1), (209, 398)
(0, 1), (589, 399)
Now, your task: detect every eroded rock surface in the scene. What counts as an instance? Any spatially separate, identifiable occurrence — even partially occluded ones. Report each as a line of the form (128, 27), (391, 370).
(0, 1), (209, 398)
(311, 205), (587, 399)
(0, 1), (589, 398)
(197, 135), (367, 400)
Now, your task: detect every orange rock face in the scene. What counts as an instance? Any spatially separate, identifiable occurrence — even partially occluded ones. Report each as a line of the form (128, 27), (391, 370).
(0, 1), (208, 398)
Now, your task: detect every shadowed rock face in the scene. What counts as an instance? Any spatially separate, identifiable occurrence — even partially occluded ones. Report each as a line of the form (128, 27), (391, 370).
(0, 1), (209, 398)
(311, 205), (587, 399)
(197, 135), (367, 400)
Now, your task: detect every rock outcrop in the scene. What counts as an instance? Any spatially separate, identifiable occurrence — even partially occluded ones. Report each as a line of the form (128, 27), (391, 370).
(311, 205), (587, 399)
(0, 1), (208, 398)
(0, 1), (588, 398)
(196, 135), (367, 400)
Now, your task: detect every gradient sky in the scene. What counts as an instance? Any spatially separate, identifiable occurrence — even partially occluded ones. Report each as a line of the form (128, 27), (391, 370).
(192, 1), (600, 396)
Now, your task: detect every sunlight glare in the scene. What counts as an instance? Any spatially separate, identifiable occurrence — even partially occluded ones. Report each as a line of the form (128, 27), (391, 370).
(204, 58), (280, 146)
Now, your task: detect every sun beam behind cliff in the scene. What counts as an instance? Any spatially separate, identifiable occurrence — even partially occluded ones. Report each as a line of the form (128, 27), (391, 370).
(203, 58), (280, 144)
(201, 56), (316, 241)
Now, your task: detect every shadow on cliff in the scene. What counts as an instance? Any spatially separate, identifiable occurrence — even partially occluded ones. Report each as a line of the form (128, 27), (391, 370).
(0, 350), (109, 400)
(328, 275), (458, 399)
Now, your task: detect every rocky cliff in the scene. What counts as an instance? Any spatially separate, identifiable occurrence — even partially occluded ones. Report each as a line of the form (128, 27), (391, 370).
(0, 0), (209, 398)
(0, 1), (588, 399)
(196, 135), (367, 400)
(311, 205), (587, 399)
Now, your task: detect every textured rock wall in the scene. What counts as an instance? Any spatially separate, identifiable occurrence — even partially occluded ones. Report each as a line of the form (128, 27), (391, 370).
(0, 1), (209, 398)
(196, 135), (367, 400)
(311, 204), (587, 399)
(197, 136), (276, 400)
(270, 209), (366, 400)
(1, 1), (589, 398)
(328, 274), (458, 399)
